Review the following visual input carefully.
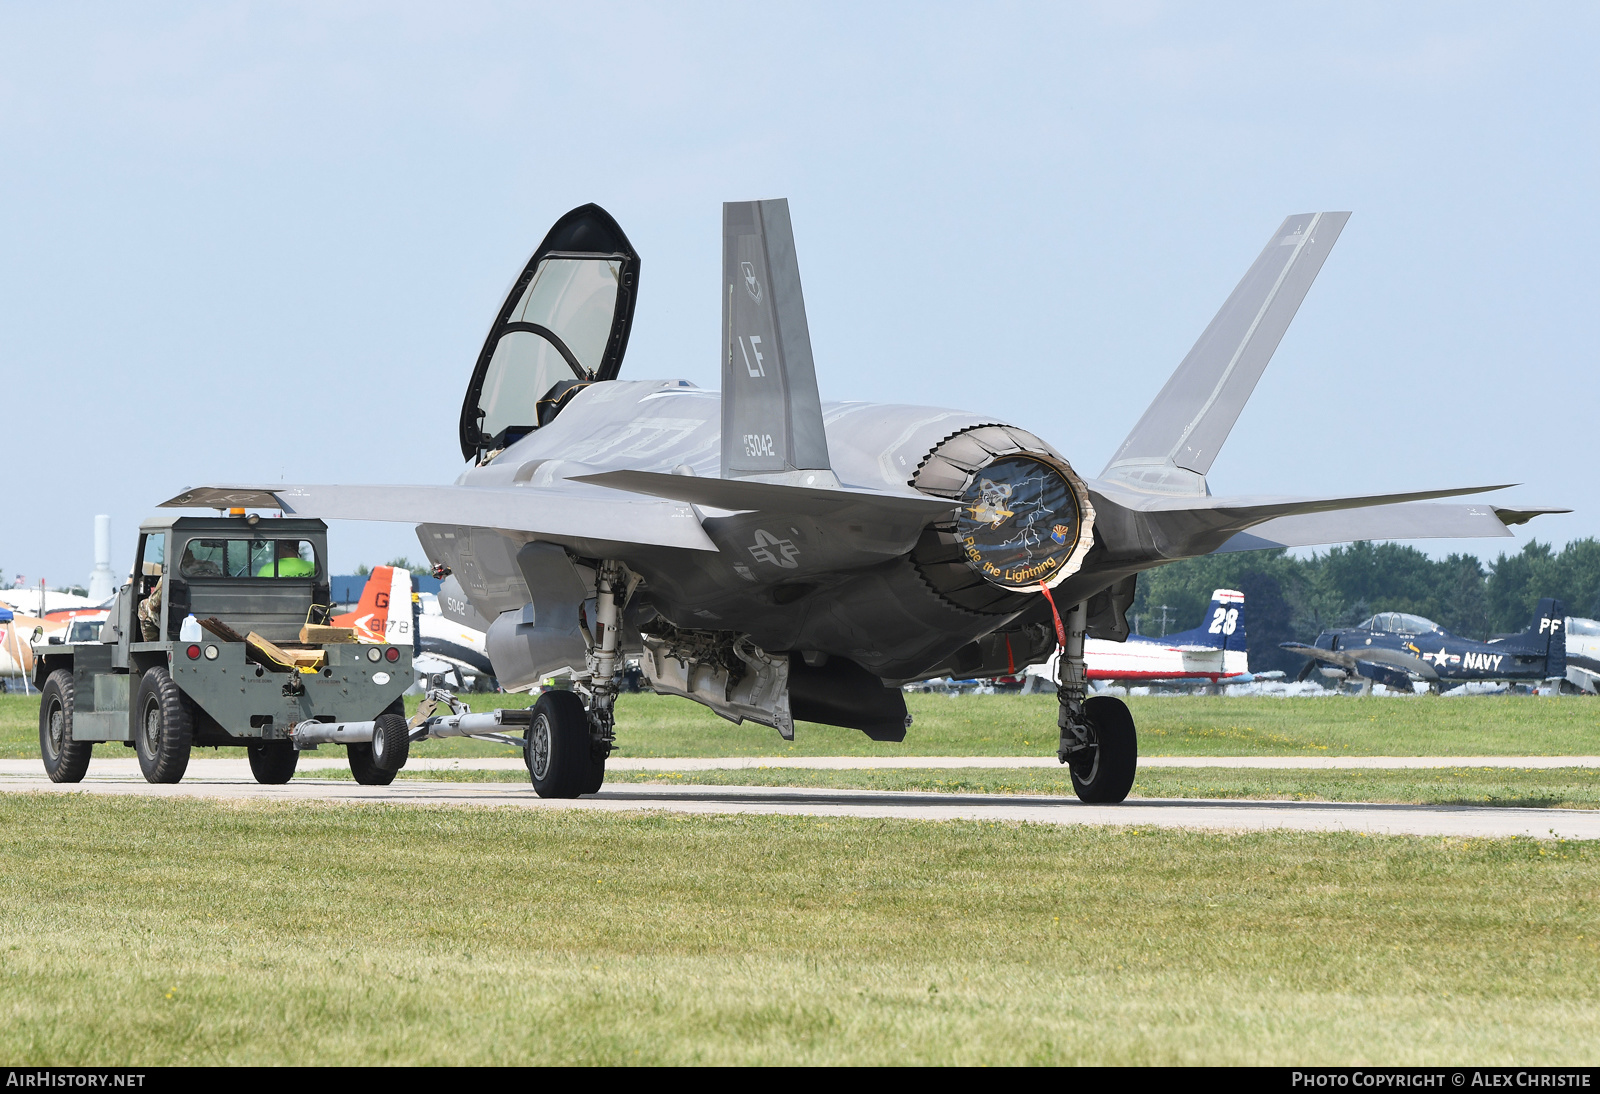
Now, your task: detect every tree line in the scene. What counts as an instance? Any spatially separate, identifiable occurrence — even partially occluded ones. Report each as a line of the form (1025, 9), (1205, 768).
(1129, 539), (1600, 676)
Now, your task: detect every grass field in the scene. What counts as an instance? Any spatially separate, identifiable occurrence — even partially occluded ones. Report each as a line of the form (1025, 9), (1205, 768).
(296, 763), (1600, 810)
(3, 691), (1598, 760)
(1, 793), (1595, 1065)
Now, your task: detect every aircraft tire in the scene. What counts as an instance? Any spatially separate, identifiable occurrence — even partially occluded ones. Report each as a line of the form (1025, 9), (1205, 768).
(582, 754), (606, 796)
(246, 741), (299, 784)
(525, 691), (593, 799)
(1070, 695), (1137, 804)
(370, 699), (411, 772)
(134, 667), (193, 784)
(39, 669), (92, 784)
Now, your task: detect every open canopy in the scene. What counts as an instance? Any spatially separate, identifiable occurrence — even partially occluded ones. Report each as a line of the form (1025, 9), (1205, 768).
(458, 204), (639, 461)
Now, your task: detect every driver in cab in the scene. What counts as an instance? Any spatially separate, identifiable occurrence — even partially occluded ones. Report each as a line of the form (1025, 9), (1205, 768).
(257, 540), (315, 578)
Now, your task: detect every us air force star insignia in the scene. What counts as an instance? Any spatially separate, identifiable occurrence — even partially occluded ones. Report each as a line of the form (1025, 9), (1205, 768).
(748, 529), (799, 569)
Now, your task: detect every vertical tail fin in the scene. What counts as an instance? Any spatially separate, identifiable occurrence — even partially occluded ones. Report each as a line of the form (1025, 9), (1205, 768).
(1212, 589), (1247, 653)
(1190, 588), (1246, 650)
(721, 198), (832, 480)
(332, 565), (415, 644)
(1525, 597), (1566, 679)
(1102, 213), (1350, 495)
(1160, 588), (1246, 650)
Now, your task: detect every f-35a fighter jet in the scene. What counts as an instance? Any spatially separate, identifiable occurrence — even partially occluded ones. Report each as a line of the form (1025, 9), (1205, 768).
(163, 201), (1565, 803)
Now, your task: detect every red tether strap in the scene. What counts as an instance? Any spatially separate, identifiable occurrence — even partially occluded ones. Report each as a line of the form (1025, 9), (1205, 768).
(1039, 581), (1068, 648)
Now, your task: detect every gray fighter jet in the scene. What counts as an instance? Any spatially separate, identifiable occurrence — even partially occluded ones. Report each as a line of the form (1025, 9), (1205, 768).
(163, 202), (1564, 803)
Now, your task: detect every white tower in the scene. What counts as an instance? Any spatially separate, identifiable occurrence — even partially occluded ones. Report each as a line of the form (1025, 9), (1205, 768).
(87, 515), (116, 602)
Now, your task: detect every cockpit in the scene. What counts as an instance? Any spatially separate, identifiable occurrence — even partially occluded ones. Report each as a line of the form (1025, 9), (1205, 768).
(1356, 613), (1440, 635)
(458, 205), (639, 463)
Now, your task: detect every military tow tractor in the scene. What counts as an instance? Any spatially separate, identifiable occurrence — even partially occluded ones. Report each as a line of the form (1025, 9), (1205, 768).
(32, 513), (414, 786)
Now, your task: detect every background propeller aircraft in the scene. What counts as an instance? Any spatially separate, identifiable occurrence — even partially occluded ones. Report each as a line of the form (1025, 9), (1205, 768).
(163, 201), (1564, 803)
(1026, 588), (1250, 690)
(1282, 600), (1568, 692)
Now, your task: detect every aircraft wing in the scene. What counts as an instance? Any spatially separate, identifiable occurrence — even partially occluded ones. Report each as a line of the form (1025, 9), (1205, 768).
(1279, 641), (1436, 680)
(1216, 502), (1572, 553)
(158, 484), (720, 553)
(1280, 642), (1361, 670)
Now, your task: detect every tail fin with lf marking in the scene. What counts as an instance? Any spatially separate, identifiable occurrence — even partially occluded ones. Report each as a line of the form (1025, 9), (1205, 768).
(721, 199), (833, 480)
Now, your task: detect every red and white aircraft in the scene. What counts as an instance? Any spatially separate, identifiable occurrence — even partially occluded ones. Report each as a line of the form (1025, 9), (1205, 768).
(1028, 589), (1249, 688)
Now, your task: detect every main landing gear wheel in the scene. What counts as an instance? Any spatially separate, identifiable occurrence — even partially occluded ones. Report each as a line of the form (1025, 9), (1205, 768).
(525, 690), (598, 799)
(348, 700), (409, 786)
(1069, 695), (1138, 804)
(582, 752), (607, 796)
(246, 741), (299, 784)
(134, 667), (193, 784)
(39, 669), (92, 784)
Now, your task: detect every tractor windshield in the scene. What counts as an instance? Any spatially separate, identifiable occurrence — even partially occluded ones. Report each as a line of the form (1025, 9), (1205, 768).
(180, 539), (319, 579)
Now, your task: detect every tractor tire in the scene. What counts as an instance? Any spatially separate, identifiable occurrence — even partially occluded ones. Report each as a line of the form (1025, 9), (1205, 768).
(39, 669), (92, 783)
(134, 667), (193, 784)
(370, 698), (410, 773)
(524, 690), (595, 799)
(246, 741), (299, 784)
(346, 743), (395, 786)
(1069, 694), (1138, 804)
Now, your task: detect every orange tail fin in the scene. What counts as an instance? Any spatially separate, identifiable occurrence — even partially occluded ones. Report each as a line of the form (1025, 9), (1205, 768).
(332, 566), (413, 644)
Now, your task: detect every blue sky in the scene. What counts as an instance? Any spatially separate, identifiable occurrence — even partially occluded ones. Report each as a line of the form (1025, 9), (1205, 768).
(2, 2), (1595, 586)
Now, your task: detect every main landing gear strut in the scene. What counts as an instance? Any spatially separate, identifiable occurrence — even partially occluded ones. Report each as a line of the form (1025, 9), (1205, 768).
(411, 559), (635, 801)
(1051, 597), (1138, 804)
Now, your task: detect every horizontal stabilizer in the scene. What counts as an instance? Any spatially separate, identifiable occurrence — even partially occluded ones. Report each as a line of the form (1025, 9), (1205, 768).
(160, 483), (719, 553)
(571, 469), (958, 521)
(1104, 212), (1350, 494)
(1215, 503), (1570, 553)
(1089, 480), (1517, 560)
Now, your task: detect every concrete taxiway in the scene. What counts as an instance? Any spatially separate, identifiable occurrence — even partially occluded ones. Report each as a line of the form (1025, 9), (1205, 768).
(2, 766), (1596, 839)
(4, 756), (1597, 780)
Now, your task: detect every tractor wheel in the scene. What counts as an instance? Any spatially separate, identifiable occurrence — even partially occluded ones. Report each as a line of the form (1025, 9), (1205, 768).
(369, 698), (410, 773)
(39, 670), (92, 783)
(134, 667), (193, 784)
(246, 741), (299, 784)
(1069, 695), (1138, 804)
